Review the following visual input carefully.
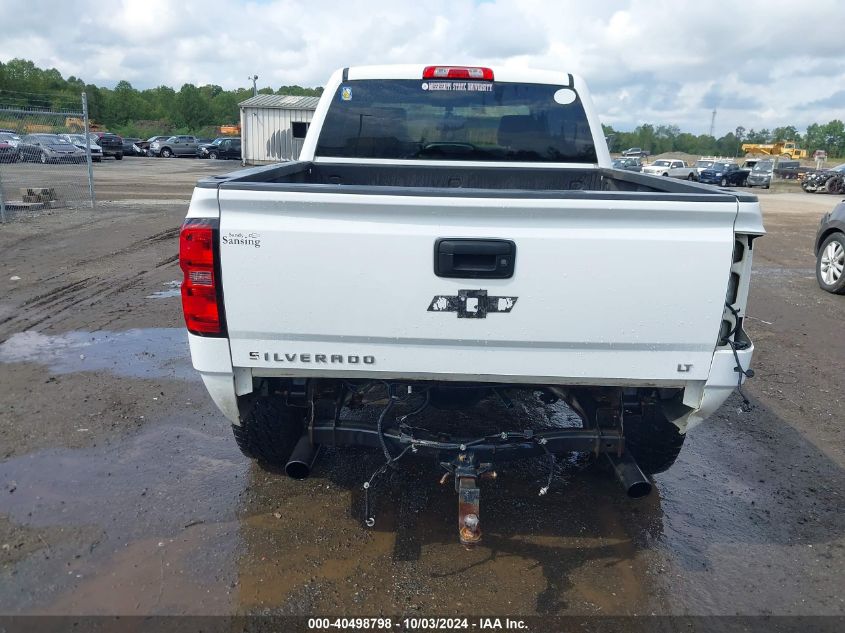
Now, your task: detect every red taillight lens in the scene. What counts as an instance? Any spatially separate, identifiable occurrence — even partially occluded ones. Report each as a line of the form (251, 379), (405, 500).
(179, 220), (224, 335)
(423, 66), (494, 81)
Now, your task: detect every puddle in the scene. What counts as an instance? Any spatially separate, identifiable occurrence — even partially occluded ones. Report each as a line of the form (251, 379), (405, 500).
(0, 328), (194, 380)
(146, 280), (182, 299)
(0, 422), (247, 534)
(0, 421), (247, 614)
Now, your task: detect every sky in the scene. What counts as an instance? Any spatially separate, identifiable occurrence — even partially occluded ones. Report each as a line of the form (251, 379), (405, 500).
(2, 0), (844, 136)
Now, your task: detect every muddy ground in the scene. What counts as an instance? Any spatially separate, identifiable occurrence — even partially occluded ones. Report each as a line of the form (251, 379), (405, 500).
(0, 158), (843, 618)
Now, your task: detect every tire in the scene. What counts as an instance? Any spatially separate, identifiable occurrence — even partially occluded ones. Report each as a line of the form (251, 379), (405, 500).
(40, 152), (48, 164)
(662, 172), (669, 177)
(209, 151), (219, 160)
(160, 147), (173, 158)
(231, 396), (305, 469)
(115, 152), (123, 161)
(624, 404), (686, 475)
(720, 177), (728, 187)
(687, 173), (695, 180)
(816, 232), (845, 294)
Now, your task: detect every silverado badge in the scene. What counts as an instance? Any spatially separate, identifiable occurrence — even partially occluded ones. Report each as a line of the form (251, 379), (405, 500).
(428, 289), (518, 319)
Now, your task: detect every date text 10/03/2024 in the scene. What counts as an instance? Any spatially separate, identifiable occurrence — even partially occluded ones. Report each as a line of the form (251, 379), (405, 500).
(307, 618), (528, 630)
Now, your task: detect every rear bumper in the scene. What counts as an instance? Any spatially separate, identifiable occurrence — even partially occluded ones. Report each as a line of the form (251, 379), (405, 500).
(188, 332), (755, 431)
(677, 343), (754, 432)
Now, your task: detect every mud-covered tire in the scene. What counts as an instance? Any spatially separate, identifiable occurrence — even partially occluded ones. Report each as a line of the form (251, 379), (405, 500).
(231, 396), (305, 469)
(624, 405), (686, 475)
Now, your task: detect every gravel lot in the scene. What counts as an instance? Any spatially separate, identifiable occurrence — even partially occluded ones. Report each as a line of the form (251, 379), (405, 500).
(0, 159), (843, 618)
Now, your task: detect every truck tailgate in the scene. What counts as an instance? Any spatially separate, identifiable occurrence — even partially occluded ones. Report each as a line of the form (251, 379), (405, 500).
(217, 188), (737, 384)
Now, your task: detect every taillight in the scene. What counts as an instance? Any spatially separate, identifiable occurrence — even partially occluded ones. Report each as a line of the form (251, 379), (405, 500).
(423, 66), (494, 81)
(179, 219), (225, 336)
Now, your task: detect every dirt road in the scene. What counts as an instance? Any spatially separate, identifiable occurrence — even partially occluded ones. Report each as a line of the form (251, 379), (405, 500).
(0, 160), (843, 618)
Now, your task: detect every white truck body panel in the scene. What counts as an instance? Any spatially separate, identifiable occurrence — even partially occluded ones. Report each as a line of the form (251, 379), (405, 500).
(217, 189), (736, 385)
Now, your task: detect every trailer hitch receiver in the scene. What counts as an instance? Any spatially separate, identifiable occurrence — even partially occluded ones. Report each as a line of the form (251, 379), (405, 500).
(441, 453), (494, 546)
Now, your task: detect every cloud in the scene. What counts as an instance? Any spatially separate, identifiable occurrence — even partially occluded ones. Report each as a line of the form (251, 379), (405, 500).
(806, 90), (845, 109)
(0, 0), (844, 134)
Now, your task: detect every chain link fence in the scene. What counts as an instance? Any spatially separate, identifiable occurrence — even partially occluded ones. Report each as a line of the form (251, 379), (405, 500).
(0, 92), (95, 222)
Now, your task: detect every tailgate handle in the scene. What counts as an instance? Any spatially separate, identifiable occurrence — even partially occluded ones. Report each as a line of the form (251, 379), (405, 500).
(435, 238), (516, 279)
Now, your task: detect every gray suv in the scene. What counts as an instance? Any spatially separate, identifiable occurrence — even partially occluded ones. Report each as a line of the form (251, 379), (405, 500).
(150, 135), (199, 158)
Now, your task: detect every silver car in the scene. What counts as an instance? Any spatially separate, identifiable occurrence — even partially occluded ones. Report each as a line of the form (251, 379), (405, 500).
(16, 134), (86, 163)
(57, 134), (103, 162)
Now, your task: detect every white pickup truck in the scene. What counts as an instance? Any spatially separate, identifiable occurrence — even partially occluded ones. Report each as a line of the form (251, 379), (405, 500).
(642, 158), (698, 180)
(181, 65), (763, 544)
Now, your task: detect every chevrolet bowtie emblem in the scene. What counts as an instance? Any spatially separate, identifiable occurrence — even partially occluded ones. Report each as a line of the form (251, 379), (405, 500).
(428, 289), (518, 319)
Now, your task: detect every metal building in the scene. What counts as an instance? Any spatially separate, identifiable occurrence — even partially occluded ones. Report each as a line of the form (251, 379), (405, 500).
(239, 94), (320, 165)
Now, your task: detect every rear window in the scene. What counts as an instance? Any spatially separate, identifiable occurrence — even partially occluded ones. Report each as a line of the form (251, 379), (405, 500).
(316, 79), (597, 163)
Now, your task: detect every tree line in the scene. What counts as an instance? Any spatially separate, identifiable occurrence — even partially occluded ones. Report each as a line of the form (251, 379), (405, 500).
(604, 121), (845, 159)
(0, 58), (322, 138)
(2, 58), (843, 156)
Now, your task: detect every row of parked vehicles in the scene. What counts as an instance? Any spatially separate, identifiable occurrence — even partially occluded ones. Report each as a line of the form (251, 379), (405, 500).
(0, 130), (126, 163)
(0, 130), (242, 164)
(611, 155), (806, 188)
(141, 135), (241, 160)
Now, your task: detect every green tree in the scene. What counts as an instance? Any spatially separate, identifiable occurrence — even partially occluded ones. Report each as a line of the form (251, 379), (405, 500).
(174, 83), (211, 128)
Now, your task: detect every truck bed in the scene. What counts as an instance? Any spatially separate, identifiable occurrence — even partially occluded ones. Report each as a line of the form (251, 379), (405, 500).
(199, 160), (758, 201)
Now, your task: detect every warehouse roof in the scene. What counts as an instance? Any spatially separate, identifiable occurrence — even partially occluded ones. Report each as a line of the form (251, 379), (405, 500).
(238, 94), (321, 109)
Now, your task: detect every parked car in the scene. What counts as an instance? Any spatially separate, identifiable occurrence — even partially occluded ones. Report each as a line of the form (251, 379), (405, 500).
(611, 156), (643, 172)
(0, 139), (16, 163)
(746, 159), (801, 189)
(622, 147), (649, 157)
(642, 159), (698, 180)
(57, 134), (103, 162)
(815, 201), (845, 294)
(89, 132), (124, 160)
(694, 158), (716, 176)
(121, 137), (144, 156)
(197, 137), (242, 160)
(136, 135), (172, 157)
(698, 162), (749, 187)
(773, 159), (801, 179)
(0, 131), (22, 148)
(16, 134), (86, 163)
(150, 135), (199, 158)
(180, 64), (763, 544)
(802, 163), (845, 194)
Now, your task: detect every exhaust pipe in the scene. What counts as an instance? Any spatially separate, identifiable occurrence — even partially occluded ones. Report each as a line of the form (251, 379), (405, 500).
(285, 435), (319, 480)
(605, 451), (652, 498)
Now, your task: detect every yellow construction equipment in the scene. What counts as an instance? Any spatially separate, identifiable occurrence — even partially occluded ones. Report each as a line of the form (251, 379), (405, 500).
(741, 141), (807, 159)
(219, 124), (240, 135)
(64, 117), (103, 132)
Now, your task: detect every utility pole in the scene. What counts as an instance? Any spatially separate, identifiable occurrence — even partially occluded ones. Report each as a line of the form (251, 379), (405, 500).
(250, 75), (258, 97)
(709, 109), (717, 138)
(82, 91), (96, 209)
